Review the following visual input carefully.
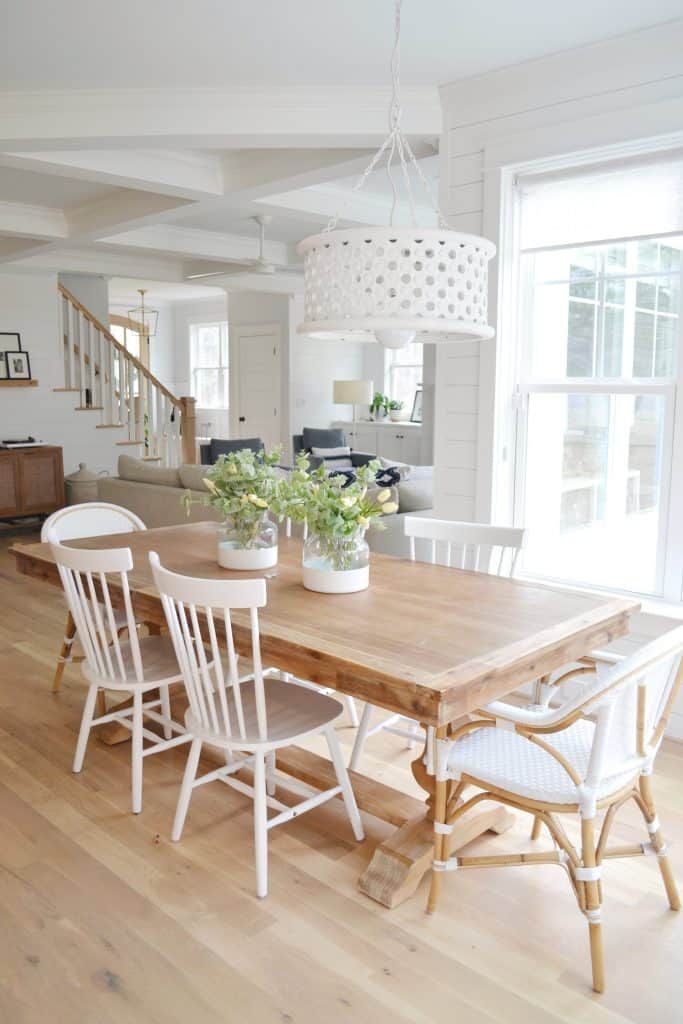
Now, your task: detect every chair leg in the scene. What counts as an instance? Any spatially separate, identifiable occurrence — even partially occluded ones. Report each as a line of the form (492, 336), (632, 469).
(427, 775), (449, 915)
(159, 685), (173, 740)
(345, 695), (359, 728)
(349, 702), (373, 772)
(253, 752), (269, 899)
(266, 750), (276, 797)
(72, 683), (99, 773)
(131, 690), (144, 814)
(531, 816), (543, 840)
(325, 726), (364, 841)
(580, 816), (605, 994)
(638, 774), (681, 911)
(172, 737), (202, 841)
(53, 611), (77, 693)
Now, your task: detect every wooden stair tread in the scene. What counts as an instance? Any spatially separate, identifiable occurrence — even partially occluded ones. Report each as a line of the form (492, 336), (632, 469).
(96, 423), (126, 429)
(52, 387), (80, 392)
(115, 439), (144, 446)
(74, 405), (104, 411)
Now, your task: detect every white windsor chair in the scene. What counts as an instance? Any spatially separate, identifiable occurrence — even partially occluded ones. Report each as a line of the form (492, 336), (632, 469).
(42, 502), (147, 694)
(349, 517), (526, 770)
(149, 551), (364, 899)
(47, 529), (191, 813)
(426, 625), (683, 993)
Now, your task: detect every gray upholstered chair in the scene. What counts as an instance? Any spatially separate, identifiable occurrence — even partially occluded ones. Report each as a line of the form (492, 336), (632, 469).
(292, 427), (375, 470)
(199, 437), (264, 465)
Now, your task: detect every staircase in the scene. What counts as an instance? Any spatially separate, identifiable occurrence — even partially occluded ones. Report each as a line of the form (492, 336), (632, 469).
(57, 285), (196, 467)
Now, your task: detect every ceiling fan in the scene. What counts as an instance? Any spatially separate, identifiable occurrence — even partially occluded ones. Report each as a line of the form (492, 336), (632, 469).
(186, 215), (298, 280)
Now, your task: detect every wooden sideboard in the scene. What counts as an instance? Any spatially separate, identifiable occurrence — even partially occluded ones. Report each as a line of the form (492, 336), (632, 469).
(0, 446), (65, 519)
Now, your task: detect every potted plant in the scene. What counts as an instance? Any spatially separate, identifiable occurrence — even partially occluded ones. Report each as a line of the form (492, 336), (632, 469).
(387, 398), (404, 422)
(369, 391), (389, 421)
(183, 447), (282, 570)
(281, 454), (397, 593)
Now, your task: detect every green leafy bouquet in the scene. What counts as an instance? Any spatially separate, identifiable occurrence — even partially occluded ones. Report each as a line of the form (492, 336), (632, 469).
(281, 454), (397, 569)
(183, 446), (284, 549)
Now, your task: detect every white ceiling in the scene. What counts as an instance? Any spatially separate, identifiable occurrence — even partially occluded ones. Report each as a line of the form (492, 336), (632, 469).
(2, 0), (681, 90)
(108, 278), (225, 304)
(0, 166), (116, 208)
(169, 207), (329, 243)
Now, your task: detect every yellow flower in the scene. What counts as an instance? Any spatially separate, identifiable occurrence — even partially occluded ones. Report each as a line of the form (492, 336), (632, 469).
(240, 494), (249, 504)
(228, 463), (238, 474)
(203, 478), (219, 494)
(358, 515), (369, 528)
(381, 501), (398, 515)
(376, 488), (391, 504)
(248, 494), (268, 508)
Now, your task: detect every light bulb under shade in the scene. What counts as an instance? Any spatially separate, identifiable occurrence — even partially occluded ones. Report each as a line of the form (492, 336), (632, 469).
(297, 226), (496, 346)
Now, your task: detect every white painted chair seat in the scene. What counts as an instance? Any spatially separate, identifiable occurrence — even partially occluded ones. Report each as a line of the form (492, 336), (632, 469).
(448, 717), (638, 806)
(184, 677), (344, 750)
(80, 635), (185, 690)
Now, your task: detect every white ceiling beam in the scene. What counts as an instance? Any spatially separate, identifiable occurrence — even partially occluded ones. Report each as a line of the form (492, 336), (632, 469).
(0, 149), (225, 200)
(0, 235), (56, 261)
(0, 201), (67, 239)
(97, 224), (292, 266)
(9, 244), (186, 281)
(0, 86), (441, 150)
(66, 189), (194, 239)
(220, 148), (376, 198)
(261, 185), (437, 229)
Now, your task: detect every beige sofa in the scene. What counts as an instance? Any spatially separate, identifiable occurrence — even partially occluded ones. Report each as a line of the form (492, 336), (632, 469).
(98, 455), (433, 557)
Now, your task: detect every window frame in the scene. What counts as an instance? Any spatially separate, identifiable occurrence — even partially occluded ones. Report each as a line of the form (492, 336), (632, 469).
(189, 321), (229, 410)
(385, 343), (424, 415)
(509, 228), (683, 601)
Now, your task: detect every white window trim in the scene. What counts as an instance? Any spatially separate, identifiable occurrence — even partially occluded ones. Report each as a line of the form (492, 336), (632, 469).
(496, 141), (683, 603)
(190, 321), (229, 410)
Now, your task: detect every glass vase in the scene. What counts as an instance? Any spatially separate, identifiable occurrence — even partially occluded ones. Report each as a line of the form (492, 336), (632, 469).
(302, 530), (369, 593)
(217, 512), (278, 570)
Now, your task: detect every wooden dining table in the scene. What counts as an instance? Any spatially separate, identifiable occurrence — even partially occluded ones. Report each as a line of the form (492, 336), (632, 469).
(12, 521), (639, 908)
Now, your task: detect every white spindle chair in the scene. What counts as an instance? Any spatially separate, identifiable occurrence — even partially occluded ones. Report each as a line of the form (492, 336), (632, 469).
(349, 517), (526, 770)
(426, 625), (683, 993)
(47, 531), (191, 812)
(149, 552), (364, 899)
(42, 502), (147, 694)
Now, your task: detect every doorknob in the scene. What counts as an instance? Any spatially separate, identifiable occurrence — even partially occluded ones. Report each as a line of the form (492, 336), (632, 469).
(238, 416), (245, 422)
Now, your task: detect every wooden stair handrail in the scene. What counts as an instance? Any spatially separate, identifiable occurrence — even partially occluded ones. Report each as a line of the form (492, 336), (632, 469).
(58, 283), (181, 409)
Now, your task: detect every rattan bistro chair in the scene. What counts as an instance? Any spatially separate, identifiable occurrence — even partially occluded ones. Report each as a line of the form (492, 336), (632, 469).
(150, 552), (364, 899)
(426, 625), (683, 993)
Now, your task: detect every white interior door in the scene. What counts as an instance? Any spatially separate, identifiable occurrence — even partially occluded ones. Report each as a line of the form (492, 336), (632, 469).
(233, 323), (281, 450)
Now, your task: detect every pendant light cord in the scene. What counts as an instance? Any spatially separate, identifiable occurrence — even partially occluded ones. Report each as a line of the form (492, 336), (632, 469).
(324, 0), (447, 234)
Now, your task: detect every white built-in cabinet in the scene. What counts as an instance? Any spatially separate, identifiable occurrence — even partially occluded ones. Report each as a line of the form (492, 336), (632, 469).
(332, 420), (427, 465)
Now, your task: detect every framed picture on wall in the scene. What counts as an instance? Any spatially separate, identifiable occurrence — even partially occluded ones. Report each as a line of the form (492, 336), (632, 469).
(0, 332), (21, 380)
(410, 387), (423, 423)
(5, 350), (31, 380)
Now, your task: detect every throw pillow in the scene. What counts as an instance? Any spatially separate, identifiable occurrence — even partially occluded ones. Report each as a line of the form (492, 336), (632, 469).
(178, 464), (210, 492)
(303, 427), (346, 451)
(311, 445), (354, 471)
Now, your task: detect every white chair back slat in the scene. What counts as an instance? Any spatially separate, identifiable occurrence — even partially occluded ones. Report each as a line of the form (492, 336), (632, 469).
(48, 531), (142, 686)
(150, 553), (267, 745)
(405, 517), (526, 578)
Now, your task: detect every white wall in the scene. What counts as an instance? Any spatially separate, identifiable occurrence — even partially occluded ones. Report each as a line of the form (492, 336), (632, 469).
(0, 269), (122, 476)
(436, 19), (683, 522)
(59, 272), (109, 326)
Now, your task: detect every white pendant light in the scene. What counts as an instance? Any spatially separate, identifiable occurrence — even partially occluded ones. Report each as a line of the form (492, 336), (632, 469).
(297, 0), (495, 350)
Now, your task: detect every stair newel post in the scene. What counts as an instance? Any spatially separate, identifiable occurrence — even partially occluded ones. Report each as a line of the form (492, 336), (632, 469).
(179, 396), (197, 465)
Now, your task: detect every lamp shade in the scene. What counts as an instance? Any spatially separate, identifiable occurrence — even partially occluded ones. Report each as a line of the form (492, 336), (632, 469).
(333, 379), (374, 405)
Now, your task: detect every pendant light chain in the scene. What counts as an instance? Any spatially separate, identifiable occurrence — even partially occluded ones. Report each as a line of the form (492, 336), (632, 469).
(324, 0), (446, 234)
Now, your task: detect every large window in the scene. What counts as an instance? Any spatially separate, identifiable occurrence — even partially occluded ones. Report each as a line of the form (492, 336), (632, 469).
(386, 342), (423, 416)
(514, 208), (682, 595)
(190, 322), (229, 409)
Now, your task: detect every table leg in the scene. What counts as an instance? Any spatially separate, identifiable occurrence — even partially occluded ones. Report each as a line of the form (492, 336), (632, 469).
(358, 724), (514, 908)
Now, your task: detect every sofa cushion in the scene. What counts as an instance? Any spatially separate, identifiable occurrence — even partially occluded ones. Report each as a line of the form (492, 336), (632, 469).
(311, 444), (354, 471)
(178, 463), (210, 492)
(378, 456), (433, 482)
(397, 477), (434, 513)
(118, 454), (181, 488)
(302, 427), (345, 451)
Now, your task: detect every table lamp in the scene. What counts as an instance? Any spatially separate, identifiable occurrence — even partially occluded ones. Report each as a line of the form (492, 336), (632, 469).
(333, 379), (374, 425)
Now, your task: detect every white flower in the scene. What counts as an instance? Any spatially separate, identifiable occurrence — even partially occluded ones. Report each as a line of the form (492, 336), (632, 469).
(340, 495), (356, 509)
(376, 488), (391, 504)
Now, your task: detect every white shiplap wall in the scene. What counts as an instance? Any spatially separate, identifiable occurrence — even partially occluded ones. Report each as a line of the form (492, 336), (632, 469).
(434, 18), (683, 523)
